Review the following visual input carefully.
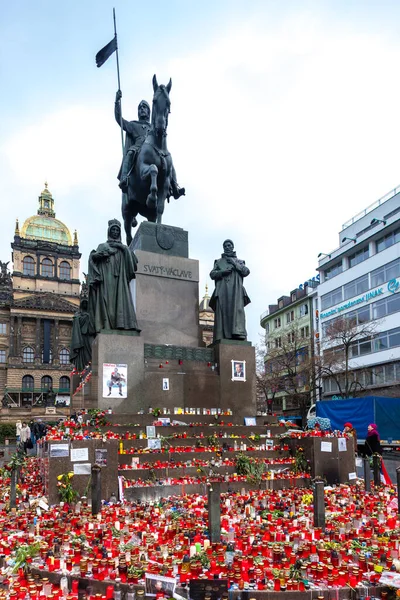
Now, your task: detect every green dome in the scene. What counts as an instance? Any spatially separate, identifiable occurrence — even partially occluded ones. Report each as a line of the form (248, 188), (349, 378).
(19, 183), (73, 246)
(21, 215), (72, 245)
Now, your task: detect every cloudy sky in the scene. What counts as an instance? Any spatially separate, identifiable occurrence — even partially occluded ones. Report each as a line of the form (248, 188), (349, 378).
(1, 0), (400, 342)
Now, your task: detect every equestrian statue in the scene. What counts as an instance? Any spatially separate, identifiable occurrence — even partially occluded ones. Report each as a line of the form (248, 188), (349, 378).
(115, 75), (185, 245)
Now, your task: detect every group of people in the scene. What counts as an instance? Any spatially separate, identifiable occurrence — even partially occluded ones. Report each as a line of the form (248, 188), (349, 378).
(343, 421), (382, 456)
(16, 419), (47, 454)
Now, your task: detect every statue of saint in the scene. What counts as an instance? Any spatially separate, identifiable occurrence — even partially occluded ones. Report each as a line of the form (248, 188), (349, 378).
(115, 90), (151, 193)
(115, 89), (184, 199)
(87, 219), (140, 332)
(209, 240), (251, 342)
(70, 298), (96, 371)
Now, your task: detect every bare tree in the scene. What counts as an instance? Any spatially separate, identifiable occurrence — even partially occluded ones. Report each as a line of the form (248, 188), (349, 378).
(319, 315), (377, 398)
(260, 326), (315, 424)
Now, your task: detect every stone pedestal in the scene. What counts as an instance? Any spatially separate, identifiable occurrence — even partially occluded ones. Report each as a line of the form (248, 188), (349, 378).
(91, 331), (144, 413)
(130, 223), (200, 347)
(213, 340), (256, 418)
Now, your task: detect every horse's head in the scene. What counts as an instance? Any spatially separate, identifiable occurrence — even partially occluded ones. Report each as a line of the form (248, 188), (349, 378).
(151, 74), (171, 137)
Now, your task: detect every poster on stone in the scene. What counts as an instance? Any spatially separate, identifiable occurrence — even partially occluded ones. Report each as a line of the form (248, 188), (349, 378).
(231, 359), (246, 381)
(102, 364), (127, 398)
(95, 449), (108, 466)
(145, 573), (176, 597)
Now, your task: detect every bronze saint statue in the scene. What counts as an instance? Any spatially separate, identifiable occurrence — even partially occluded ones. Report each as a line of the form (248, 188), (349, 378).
(209, 240), (251, 342)
(115, 76), (185, 245)
(87, 219), (140, 332)
(70, 298), (96, 371)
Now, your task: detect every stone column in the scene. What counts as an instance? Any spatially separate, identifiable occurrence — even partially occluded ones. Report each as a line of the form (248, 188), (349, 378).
(207, 482), (221, 543)
(36, 254), (41, 276)
(35, 317), (41, 361)
(53, 319), (59, 365)
(313, 480), (325, 529)
(16, 316), (22, 356)
(9, 316), (15, 356)
(363, 457), (371, 492)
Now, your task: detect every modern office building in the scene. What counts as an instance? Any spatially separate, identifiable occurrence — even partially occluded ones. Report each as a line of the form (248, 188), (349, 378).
(317, 185), (400, 398)
(260, 281), (318, 411)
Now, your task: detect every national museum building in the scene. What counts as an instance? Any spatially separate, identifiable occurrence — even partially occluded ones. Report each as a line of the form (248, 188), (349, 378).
(0, 184), (81, 409)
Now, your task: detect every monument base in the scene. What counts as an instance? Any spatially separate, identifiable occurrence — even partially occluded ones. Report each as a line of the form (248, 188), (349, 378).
(91, 331), (144, 413)
(214, 341), (256, 418)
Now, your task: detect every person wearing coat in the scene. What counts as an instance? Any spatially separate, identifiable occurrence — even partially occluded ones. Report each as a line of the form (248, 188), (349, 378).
(365, 423), (382, 456)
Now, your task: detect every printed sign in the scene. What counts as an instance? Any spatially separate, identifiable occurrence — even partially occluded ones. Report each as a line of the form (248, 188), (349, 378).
(103, 363), (127, 399)
(145, 574), (176, 597)
(70, 447), (89, 462)
(50, 443), (69, 458)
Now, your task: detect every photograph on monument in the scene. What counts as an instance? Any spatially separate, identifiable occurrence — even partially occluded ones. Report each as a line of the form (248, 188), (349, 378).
(232, 360), (246, 381)
(162, 378), (169, 390)
(102, 363), (127, 398)
(145, 573), (176, 598)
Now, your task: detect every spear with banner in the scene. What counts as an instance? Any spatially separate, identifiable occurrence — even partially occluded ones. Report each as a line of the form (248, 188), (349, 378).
(95, 8), (124, 156)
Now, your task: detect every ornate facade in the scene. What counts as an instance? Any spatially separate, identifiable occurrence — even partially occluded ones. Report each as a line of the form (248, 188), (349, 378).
(0, 184), (80, 410)
(199, 284), (214, 346)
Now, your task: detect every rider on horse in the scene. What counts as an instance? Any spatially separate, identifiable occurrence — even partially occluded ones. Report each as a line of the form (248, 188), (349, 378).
(114, 90), (184, 200)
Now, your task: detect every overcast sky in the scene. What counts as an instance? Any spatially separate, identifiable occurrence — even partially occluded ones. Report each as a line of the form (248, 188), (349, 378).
(1, 0), (400, 343)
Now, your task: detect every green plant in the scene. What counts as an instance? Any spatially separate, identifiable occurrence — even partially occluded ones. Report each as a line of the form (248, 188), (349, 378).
(292, 448), (310, 474)
(57, 472), (79, 504)
(8, 449), (27, 472)
(152, 407), (162, 417)
(0, 423), (17, 444)
(13, 542), (40, 572)
(235, 453), (266, 485)
(192, 551), (210, 569)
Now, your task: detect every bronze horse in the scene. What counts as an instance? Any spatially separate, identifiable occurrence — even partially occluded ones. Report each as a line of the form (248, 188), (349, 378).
(122, 75), (183, 245)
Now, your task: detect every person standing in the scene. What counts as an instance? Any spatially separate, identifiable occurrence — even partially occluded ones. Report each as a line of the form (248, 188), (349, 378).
(16, 420), (22, 443)
(365, 423), (382, 456)
(20, 422), (31, 454)
(343, 422), (358, 453)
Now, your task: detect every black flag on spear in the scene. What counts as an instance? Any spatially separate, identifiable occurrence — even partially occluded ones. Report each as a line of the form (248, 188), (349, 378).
(95, 34), (117, 67)
(95, 9), (125, 155)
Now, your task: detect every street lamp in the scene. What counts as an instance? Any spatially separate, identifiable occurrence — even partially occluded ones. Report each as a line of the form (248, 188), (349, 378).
(318, 252), (331, 258)
(370, 218), (387, 226)
(342, 237), (357, 243)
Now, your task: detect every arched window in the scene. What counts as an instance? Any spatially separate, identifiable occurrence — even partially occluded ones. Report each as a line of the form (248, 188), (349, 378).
(59, 376), (70, 392)
(41, 258), (54, 278)
(59, 348), (70, 365)
(41, 375), (53, 391)
(23, 346), (35, 363)
(22, 375), (34, 390)
(23, 256), (35, 276)
(59, 261), (71, 280)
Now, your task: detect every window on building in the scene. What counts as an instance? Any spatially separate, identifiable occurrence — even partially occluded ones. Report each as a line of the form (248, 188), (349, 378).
(291, 292), (296, 302)
(274, 337), (282, 348)
(23, 346), (34, 363)
(278, 299), (284, 309)
(59, 376), (70, 391)
(22, 375), (34, 390)
(372, 294), (400, 321)
(324, 261), (343, 281)
(348, 246), (369, 268)
(41, 258), (54, 278)
(41, 349), (53, 364)
(321, 287), (343, 311)
(0, 349), (5, 363)
(0, 323), (6, 335)
(343, 274), (369, 300)
(371, 258), (400, 288)
(265, 323), (270, 333)
(23, 256), (35, 276)
(376, 227), (400, 253)
(299, 304), (308, 317)
(287, 332), (295, 344)
(274, 317), (281, 329)
(59, 348), (70, 365)
(59, 261), (71, 280)
(286, 311), (294, 324)
(41, 376), (53, 391)
(305, 325), (309, 337)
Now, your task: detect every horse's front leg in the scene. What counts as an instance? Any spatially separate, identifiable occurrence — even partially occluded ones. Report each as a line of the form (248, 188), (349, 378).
(140, 163), (158, 209)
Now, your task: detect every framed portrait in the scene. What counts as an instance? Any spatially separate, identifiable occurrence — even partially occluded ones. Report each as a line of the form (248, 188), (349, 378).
(102, 363), (127, 399)
(231, 359), (246, 381)
(145, 573), (176, 597)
